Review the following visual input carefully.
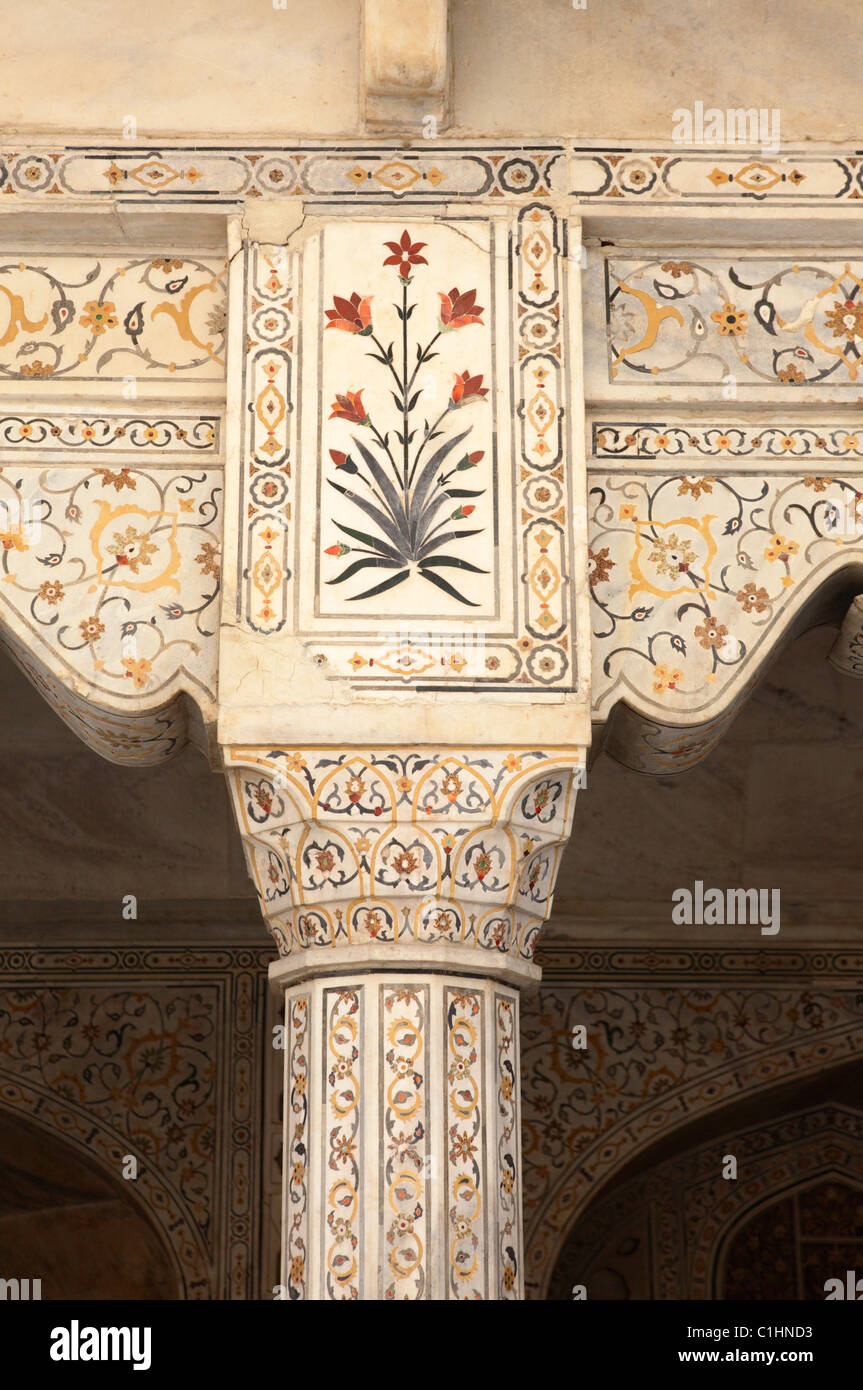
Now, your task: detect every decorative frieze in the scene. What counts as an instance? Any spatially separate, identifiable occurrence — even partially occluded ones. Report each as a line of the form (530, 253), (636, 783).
(1, 144), (860, 207)
(0, 412), (221, 460)
(592, 422), (863, 466)
(0, 145), (565, 204)
(569, 148), (863, 203)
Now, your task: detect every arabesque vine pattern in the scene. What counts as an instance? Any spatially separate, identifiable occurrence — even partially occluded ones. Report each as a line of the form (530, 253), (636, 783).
(496, 993), (520, 1298)
(606, 258), (863, 387)
(0, 255), (225, 379)
(286, 992), (309, 1300)
(382, 985), (428, 1299)
(325, 987), (361, 1300)
(589, 468), (863, 716)
(0, 463), (221, 707)
(446, 987), (484, 1298)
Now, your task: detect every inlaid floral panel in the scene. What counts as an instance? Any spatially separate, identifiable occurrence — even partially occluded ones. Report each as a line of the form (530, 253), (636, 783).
(588, 256), (863, 400)
(0, 254), (225, 383)
(324, 986), (363, 1300)
(0, 462), (221, 716)
(381, 984), (429, 1299)
(236, 207), (579, 694)
(589, 465), (863, 720)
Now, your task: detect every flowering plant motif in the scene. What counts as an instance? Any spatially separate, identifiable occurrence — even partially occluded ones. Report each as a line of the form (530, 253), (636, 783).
(323, 231), (489, 606)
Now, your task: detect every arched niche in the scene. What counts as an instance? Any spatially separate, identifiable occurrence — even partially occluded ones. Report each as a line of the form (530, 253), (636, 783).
(0, 1106), (181, 1299)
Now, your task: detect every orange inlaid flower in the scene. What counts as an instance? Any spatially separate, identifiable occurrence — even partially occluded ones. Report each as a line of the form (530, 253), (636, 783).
(438, 287), (484, 329)
(764, 533), (799, 564)
(450, 370), (488, 406)
(79, 300), (118, 336)
(325, 292), (373, 334)
(329, 390), (369, 425)
(122, 656), (152, 689)
(652, 664), (684, 693)
(711, 303), (747, 336)
(383, 229), (428, 280)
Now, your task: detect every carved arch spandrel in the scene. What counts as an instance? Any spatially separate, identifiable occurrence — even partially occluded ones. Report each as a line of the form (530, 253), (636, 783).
(591, 493), (863, 772)
(0, 1081), (208, 1297)
(0, 456), (223, 764)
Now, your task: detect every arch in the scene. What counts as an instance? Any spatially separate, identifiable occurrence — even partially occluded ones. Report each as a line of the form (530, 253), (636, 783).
(714, 1168), (863, 1301)
(0, 1068), (213, 1298)
(0, 1106), (181, 1298)
(545, 1098), (863, 1300)
(523, 988), (863, 1298)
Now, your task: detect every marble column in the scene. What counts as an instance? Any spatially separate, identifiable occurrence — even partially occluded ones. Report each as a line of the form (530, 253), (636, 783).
(223, 745), (583, 1299)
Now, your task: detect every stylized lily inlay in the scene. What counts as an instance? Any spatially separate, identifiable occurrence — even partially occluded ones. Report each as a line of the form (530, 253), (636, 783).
(323, 231), (489, 606)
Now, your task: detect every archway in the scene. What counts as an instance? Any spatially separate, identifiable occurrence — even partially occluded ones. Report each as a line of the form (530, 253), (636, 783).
(0, 1108), (180, 1299)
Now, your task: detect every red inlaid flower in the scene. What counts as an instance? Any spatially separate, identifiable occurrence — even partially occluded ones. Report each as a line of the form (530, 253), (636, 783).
(383, 229), (428, 280)
(325, 292), (373, 334)
(451, 371), (488, 405)
(438, 287), (484, 329)
(329, 390), (369, 425)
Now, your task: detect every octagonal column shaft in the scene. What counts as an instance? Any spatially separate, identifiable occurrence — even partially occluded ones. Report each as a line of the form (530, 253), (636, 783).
(279, 969), (520, 1299)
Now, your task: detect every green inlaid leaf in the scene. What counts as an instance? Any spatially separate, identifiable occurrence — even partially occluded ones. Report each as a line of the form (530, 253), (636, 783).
(420, 555), (488, 574)
(347, 568), (411, 601)
(418, 566), (479, 607)
(327, 557), (404, 585)
(334, 521), (402, 562)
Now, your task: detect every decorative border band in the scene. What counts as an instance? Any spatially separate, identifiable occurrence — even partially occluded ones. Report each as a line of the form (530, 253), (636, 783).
(0, 413), (221, 460)
(1, 144), (860, 206)
(592, 423), (863, 463)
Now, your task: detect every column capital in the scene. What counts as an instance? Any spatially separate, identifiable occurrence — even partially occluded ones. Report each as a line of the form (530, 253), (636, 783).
(223, 745), (584, 987)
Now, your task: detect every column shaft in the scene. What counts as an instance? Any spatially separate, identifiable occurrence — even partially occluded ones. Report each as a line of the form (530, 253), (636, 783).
(281, 971), (521, 1300)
